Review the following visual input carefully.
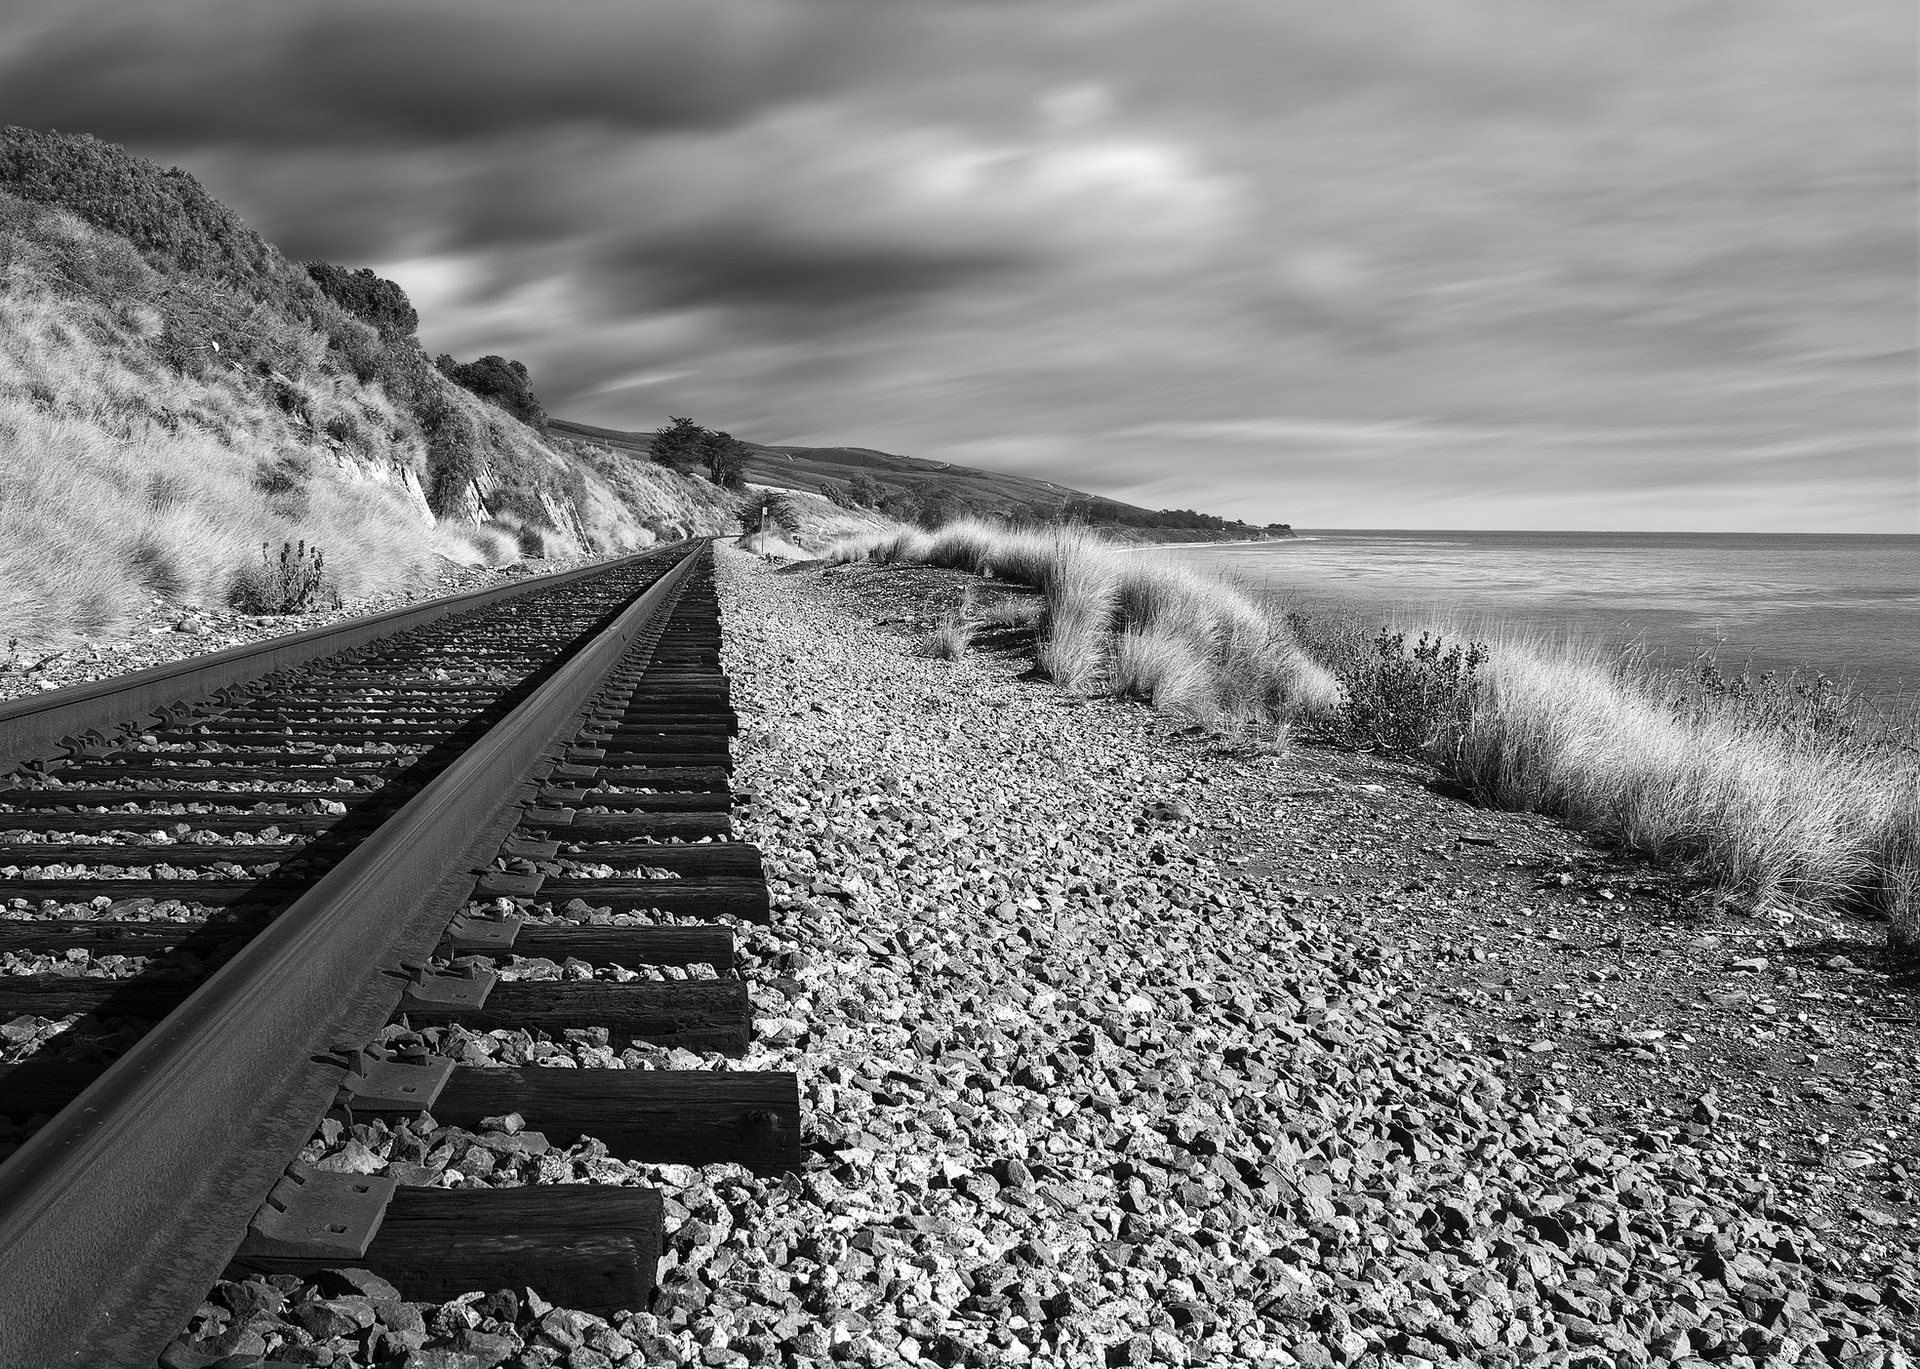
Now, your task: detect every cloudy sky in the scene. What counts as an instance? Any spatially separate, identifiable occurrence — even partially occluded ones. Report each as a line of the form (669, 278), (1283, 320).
(3, 0), (1913, 530)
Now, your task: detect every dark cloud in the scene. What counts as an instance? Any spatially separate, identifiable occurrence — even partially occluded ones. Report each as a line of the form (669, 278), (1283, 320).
(605, 232), (1036, 316)
(0, 0), (869, 146)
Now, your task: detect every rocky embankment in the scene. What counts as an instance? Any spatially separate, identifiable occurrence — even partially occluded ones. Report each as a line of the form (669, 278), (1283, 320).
(145, 548), (1917, 1368)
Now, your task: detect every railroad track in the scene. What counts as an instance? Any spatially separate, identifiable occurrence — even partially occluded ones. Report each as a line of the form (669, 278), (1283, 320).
(0, 541), (797, 1367)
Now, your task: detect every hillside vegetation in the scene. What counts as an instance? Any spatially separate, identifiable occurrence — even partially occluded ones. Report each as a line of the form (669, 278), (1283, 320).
(0, 127), (740, 645)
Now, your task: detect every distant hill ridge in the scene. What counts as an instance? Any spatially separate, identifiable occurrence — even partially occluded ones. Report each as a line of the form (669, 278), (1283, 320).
(550, 418), (1287, 537)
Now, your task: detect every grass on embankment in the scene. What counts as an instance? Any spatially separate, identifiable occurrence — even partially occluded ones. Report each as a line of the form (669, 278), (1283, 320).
(832, 519), (1920, 948)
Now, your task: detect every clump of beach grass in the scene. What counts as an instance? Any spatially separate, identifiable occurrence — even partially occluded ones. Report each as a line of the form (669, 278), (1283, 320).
(1463, 635), (1919, 938)
(828, 517), (1340, 736)
(973, 593), (1042, 629)
(921, 606), (975, 661)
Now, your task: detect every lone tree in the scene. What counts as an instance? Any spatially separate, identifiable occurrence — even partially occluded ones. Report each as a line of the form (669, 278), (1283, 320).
(700, 428), (750, 490)
(649, 415), (707, 472)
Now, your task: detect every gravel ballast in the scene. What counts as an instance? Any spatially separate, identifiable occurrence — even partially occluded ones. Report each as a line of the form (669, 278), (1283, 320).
(148, 547), (1917, 1368)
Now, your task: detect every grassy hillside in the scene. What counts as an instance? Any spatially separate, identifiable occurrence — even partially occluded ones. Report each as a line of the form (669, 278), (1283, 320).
(550, 418), (1285, 538)
(0, 127), (742, 645)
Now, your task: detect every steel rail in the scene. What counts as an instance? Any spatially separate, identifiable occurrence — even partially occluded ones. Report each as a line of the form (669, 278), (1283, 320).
(0, 543), (707, 1368)
(0, 544), (684, 772)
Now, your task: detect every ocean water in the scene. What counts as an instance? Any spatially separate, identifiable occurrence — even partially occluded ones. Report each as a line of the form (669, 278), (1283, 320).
(1180, 531), (1920, 702)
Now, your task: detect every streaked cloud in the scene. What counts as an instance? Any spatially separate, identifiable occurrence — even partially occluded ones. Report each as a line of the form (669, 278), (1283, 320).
(0, 0), (1910, 529)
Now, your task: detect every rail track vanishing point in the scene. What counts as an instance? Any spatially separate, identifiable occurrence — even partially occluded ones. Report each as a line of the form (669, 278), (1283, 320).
(0, 540), (798, 1367)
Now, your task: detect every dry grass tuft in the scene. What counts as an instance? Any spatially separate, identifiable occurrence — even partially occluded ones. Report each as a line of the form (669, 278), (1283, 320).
(973, 593), (1043, 629)
(1110, 627), (1214, 715)
(921, 607), (974, 661)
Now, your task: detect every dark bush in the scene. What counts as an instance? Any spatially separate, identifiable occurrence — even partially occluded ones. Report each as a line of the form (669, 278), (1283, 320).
(322, 410), (368, 454)
(910, 480), (973, 530)
(1337, 629), (1487, 760)
(303, 261), (417, 340)
(318, 315), (386, 384)
(252, 454), (309, 499)
(126, 536), (185, 598)
(738, 491), (796, 537)
(844, 470), (886, 508)
(417, 392), (486, 516)
(443, 354), (546, 431)
(228, 541), (341, 614)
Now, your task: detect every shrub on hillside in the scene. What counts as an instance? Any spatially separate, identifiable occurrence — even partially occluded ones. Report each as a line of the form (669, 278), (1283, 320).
(0, 127), (280, 287)
(304, 262), (418, 340)
(415, 389), (486, 516)
(845, 470), (886, 509)
(739, 491), (797, 537)
(440, 353), (546, 431)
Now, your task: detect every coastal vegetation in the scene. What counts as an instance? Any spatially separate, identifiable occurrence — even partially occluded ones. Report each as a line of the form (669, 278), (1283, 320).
(831, 519), (1920, 948)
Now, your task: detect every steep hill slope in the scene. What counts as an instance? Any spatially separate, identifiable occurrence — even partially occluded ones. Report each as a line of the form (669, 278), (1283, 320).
(0, 128), (742, 645)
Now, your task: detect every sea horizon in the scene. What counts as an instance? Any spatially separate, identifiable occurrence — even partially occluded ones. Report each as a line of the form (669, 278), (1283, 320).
(1182, 527), (1920, 703)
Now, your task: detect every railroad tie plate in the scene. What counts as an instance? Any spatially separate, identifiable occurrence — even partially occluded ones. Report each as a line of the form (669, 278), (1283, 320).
(444, 906), (525, 954)
(476, 869), (545, 897)
(336, 1046), (456, 1112)
(399, 963), (498, 1011)
(242, 1164), (399, 1259)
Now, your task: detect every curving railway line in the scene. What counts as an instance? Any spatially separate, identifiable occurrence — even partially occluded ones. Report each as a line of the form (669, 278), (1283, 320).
(0, 540), (796, 1367)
